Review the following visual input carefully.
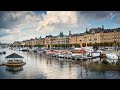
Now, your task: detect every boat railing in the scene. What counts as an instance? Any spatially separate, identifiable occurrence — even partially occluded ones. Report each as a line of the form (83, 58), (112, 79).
(7, 60), (23, 64)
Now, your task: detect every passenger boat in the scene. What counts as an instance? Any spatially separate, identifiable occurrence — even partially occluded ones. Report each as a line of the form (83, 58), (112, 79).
(3, 60), (26, 67)
(3, 53), (26, 67)
(0, 48), (6, 54)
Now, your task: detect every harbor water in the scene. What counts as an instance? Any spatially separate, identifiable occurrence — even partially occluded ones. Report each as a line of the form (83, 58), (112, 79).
(0, 49), (120, 79)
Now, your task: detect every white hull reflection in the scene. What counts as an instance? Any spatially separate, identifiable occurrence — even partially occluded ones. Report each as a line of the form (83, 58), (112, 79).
(92, 58), (101, 62)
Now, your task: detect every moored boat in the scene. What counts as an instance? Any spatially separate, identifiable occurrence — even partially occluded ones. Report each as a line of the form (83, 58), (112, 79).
(106, 53), (118, 60)
(3, 60), (26, 67)
(3, 53), (26, 67)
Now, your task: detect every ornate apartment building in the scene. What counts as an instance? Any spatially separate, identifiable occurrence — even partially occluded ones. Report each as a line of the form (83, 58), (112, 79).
(69, 29), (101, 45)
(45, 32), (69, 48)
(13, 26), (120, 48)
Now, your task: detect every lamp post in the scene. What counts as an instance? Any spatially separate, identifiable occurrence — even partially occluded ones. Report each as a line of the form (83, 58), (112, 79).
(84, 35), (87, 48)
(65, 36), (66, 50)
(94, 38), (98, 50)
(80, 40), (82, 48)
(50, 38), (53, 49)
(114, 38), (117, 50)
(114, 30), (117, 51)
(58, 40), (61, 50)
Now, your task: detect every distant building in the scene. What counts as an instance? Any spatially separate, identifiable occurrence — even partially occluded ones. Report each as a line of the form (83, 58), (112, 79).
(12, 27), (120, 48)
(45, 32), (69, 49)
(13, 41), (22, 47)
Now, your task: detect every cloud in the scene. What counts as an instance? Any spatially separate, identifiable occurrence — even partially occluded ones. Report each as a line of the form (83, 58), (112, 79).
(0, 11), (29, 29)
(79, 11), (120, 23)
(1, 11), (120, 43)
(0, 28), (10, 37)
(36, 11), (78, 31)
(36, 11), (120, 34)
(0, 11), (43, 29)
(35, 11), (88, 36)
(79, 11), (112, 20)
(0, 11), (46, 43)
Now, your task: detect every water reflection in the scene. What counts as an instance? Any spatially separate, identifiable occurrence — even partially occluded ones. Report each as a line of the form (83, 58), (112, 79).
(6, 66), (23, 73)
(0, 49), (120, 79)
(59, 61), (64, 68)
(46, 58), (52, 65)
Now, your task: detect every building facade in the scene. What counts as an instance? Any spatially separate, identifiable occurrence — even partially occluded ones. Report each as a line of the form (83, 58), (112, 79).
(44, 32), (69, 49)
(13, 27), (120, 48)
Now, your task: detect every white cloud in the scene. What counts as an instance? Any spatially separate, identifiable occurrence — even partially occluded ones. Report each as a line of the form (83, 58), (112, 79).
(35, 11), (88, 37)
(0, 11), (89, 43)
(36, 11), (78, 31)
(2, 11), (120, 43)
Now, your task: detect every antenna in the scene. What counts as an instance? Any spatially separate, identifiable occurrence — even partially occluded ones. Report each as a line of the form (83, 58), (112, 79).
(102, 25), (104, 29)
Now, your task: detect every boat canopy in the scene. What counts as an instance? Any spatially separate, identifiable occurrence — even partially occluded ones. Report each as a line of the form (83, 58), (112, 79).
(5, 53), (24, 58)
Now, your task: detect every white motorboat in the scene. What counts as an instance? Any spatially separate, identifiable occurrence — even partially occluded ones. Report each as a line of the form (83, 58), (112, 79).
(89, 52), (101, 58)
(21, 47), (29, 51)
(65, 54), (72, 59)
(58, 54), (65, 58)
(106, 53), (118, 60)
(85, 48), (101, 58)
(29, 47), (38, 52)
(0, 48), (6, 54)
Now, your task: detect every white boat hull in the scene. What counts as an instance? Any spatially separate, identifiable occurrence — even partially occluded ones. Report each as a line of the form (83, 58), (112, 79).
(89, 52), (100, 57)
(106, 53), (118, 60)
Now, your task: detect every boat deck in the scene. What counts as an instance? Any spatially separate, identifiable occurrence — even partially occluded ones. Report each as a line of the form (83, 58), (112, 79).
(3, 62), (26, 67)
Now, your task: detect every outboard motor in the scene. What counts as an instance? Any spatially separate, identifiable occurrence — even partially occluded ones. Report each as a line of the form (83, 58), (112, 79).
(3, 51), (6, 54)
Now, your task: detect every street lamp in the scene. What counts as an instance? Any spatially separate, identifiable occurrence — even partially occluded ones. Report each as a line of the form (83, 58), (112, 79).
(114, 38), (117, 50)
(114, 30), (117, 50)
(50, 38), (53, 49)
(65, 36), (66, 49)
(58, 40), (61, 50)
(94, 38), (98, 50)
(80, 40), (82, 48)
(84, 35), (87, 48)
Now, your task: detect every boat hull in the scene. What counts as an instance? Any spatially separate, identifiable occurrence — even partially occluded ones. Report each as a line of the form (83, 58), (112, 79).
(3, 62), (26, 67)
(106, 53), (118, 60)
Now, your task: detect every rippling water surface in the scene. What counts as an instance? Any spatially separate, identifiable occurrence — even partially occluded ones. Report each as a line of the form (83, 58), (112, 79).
(0, 50), (120, 79)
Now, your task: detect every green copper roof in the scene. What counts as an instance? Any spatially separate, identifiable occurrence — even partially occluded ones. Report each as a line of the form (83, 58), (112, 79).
(59, 32), (63, 37)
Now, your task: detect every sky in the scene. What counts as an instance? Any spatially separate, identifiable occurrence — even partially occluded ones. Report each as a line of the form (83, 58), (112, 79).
(0, 11), (120, 43)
